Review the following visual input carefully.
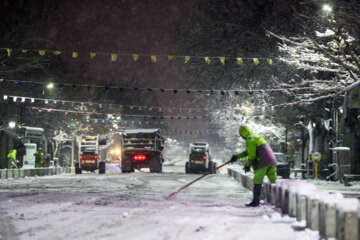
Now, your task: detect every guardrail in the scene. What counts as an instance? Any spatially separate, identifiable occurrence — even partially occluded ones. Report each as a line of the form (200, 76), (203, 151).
(0, 167), (71, 179)
(227, 167), (359, 240)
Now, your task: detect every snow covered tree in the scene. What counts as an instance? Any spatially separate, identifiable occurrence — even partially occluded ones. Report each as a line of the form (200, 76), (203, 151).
(267, 0), (360, 106)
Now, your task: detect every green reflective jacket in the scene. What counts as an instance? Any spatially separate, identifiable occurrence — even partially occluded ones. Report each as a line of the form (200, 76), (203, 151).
(235, 126), (267, 167)
(7, 149), (17, 160)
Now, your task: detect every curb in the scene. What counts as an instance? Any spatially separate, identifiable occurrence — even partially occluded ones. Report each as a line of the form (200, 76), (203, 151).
(0, 167), (71, 179)
(227, 166), (359, 240)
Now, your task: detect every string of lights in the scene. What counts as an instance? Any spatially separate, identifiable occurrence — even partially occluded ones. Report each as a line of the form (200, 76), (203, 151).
(0, 78), (315, 96)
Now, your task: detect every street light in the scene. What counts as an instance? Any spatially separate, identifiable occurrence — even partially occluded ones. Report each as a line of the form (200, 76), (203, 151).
(322, 4), (332, 13)
(8, 121), (16, 129)
(46, 83), (54, 89)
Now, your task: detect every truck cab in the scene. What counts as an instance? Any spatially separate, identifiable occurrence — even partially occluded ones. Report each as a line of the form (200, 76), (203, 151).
(120, 129), (164, 173)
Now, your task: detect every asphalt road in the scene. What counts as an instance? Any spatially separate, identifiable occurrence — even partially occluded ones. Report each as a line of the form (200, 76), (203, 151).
(0, 162), (317, 240)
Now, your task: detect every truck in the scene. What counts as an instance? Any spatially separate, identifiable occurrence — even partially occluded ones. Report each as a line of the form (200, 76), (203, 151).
(185, 142), (216, 174)
(121, 129), (164, 173)
(75, 135), (106, 174)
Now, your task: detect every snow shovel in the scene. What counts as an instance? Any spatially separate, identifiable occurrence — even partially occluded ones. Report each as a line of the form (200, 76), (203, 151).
(165, 160), (232, 200)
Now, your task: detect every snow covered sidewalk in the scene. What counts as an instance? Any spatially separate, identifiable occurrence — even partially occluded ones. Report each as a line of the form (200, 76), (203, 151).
(227, 164), (359, 240)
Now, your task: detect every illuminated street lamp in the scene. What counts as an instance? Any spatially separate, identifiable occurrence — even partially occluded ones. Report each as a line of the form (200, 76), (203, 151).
(46, 83), (54, 89)
(8, 121), (16, 129)
(322, 4), (332, 13)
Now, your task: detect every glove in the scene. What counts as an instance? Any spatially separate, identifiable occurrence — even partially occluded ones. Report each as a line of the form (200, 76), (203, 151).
(230, 155), (237, 164)
(243, 166), (250, 173)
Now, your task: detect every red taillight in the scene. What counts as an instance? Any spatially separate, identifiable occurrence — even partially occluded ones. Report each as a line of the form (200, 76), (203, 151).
(94, 154), (98, 159)
(134, 155), (146, 161)
(80, 155), (83, 160)
(203, 155), (207, 160)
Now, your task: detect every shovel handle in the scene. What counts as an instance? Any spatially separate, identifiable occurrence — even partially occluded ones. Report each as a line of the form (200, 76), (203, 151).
(166, 160), (232, 199)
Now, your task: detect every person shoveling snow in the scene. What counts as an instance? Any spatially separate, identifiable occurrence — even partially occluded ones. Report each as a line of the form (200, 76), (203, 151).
(230, 125), (277, 207)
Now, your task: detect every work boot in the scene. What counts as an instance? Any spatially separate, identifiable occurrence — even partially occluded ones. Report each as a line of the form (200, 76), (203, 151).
(246, 184), (262, 207)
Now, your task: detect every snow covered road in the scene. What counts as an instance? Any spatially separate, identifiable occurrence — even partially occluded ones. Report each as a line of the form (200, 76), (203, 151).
(0, 164), (318, 240)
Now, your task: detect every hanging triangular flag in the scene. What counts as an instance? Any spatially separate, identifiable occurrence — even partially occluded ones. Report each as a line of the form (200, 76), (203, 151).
(6, 49), (12, 57)
(53, 51), (61, 55)
(266, 58), (273, 65)
(21, 49), (28, 53)
(90, 52), (96, 59)
(38, 50), (46, 56)
(236, 58), (243, 65)
(45, 99), (49, 104)
(133, 54), (139, 61)
(21, 97), (25, 102)
(13, 97), (17, 102)
(168, 55), (173, 61)
(204, 57), (211, 64)
(151, 55), (157, 62)
(220, 57), (225, 65)
(72, 52), (78, 58)
(185, 56), (190, 63)
(31, 98), (35, 103)
(99, 104), (102, 108)
(111, 54), (117, 62)
(253, 58), (259, 65)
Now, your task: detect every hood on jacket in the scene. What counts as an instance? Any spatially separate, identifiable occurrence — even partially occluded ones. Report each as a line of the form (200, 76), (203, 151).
(239, 125), (252, 138)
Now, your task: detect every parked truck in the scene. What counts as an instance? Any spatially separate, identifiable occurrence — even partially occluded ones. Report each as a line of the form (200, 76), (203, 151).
(121, 129), (164, 173)
(76, 135), (106, 174)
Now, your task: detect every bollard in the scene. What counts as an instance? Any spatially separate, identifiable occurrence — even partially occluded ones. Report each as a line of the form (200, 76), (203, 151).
(35, 168), (47, 176)
(19, 169), (25, 178)
(240, 173), (246, 189)
(336, 198), (359, 240)
(228, 168), (234, 177)
(306, 197), (319, 230)
(296, 193), (307, 222)
(246, 175), (254, 191)
(266, 182), (272, 203)
(271, 184), (276, 206)
(289, 189), (297, 217)
(280, 181), (293, 214)
(261, 182), (269, 201)
(24, 168), (33, 177)
(0, 169), (7, 179)
(7, 169), (14, 178)
(323, 198), (339, 238)
(319, 199), (327, 239)
(235, 172), (241, 184)
(276, 186), (282, 209)
(13, 169), (20, 179)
